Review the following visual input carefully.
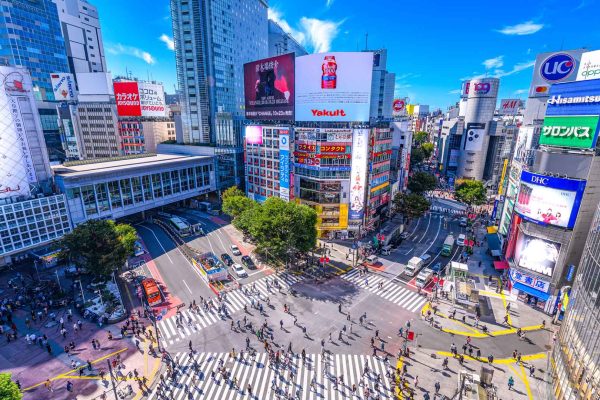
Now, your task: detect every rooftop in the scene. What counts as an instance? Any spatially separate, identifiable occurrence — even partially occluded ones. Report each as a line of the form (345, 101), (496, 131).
(52, 153), (212, 178)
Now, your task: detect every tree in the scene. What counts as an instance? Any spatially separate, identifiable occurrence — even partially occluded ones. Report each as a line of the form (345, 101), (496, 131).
(454, 180), (487, 206)
(222, 195), (256, 218)
(393, 192), (430, 220)
(408, 171), (437, 193)
(410, 147), (425, 167)
(0, 373), (22, 400)
(414, 131), (428, 145)
(59, 220), (136, 277)
(421, 142), (434, 159)
(221, 186), (245, 202)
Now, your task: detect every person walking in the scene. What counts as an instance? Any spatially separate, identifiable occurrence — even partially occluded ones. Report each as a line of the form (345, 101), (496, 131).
(508, 376), (515, 390)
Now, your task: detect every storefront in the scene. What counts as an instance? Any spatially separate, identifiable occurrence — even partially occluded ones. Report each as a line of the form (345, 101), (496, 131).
(509, 268), (551, 312)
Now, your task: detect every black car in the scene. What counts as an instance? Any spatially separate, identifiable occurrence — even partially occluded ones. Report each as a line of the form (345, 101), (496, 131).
(221, 253), (234, 266)
(241, 255), (257, 270)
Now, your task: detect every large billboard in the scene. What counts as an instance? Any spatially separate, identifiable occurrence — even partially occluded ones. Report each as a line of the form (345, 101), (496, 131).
(279, 129), (291, 201)
(463, 122), (486, 151)
(244, 125), (263, 145)
(244, 53), (295, 121)
(349, 129), (369, 220)
(392, 98), (406, 116)
(514, 231), (560, 277)
(529, 50), (584, 98)
(295, 52), (373, 122)
(114, 81), (142, 116)
(499, 99), (521, 115)
(576, 50), (600, 81)
(540, 115), (600, 149)
(50, 73), (76, 101)
(138, 82), (166, 117)
(546, 79), (600, 117)
(515, 171), (586, 229)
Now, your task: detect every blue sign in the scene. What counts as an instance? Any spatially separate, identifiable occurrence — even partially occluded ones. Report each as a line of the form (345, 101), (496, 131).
(279, 133), (290, 200)
(491, 199), (499, 220)
(546, 79), (600, 117)
(541, 53), (576, 82)
(566, 264), (576, 282)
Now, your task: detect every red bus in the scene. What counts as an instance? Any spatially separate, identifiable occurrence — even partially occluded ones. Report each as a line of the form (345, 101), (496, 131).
(141, 278), (163, 307)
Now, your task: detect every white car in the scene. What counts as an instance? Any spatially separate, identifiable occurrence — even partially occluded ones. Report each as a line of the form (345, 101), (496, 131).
(232, 264), (247, 278)
(231, 245), (242, 256)
(456, 234), (466, 246)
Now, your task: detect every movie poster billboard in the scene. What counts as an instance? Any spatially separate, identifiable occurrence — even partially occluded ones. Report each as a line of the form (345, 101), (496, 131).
(349, 129), (369, 220)
(295, 52), (373, 122)
(244, 53), (295, 121)
(515, 171), (586, 229)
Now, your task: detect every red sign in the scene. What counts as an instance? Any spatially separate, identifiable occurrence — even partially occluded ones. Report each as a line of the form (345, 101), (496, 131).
(317, 154), (351, 159)
(297, 143), (316, 152)
(407, 331), (415, 341)
(392, 98), (405, 112)
(114, 82), (142, 116)
(296, 156), (320, 166)
(320, 144), (347, 153)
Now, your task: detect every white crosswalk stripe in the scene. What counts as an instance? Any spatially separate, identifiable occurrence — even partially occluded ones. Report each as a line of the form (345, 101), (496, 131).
(341, 269), (426, 312)
(157, 273), (301, 345)
(148, 351), (395, 400)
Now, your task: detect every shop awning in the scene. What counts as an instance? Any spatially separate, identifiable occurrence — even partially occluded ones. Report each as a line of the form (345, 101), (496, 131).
(512, 282), (550, 301)
(493, 260), (509, 270)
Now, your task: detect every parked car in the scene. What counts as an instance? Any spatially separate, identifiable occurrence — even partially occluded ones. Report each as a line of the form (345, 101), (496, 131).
(232, 264), (247, 278)
(241, 255), (256, 270)
(456, 234), (466, 246)
(430, 262), (443, 275)
(459, 217), (468, 227)
(231, 245), (242, 256)
(221, 253), (234, 266)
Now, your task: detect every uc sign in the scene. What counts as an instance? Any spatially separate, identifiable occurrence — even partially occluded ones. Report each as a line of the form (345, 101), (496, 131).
(541, 53), (576, 82)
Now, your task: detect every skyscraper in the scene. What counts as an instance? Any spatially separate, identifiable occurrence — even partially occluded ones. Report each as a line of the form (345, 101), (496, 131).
(268, 19), (307, 57)
(170, 0), (268, 145)
(365, 49), (395, 120)
(0, 0), (70, 100)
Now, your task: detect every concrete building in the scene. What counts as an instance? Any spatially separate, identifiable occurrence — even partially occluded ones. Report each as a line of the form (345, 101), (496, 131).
(142, 120), (177, 152)
(117, 120), (145, 155)
(268, 20), (307, 57)
(365, 49), (395, 120)
(390, 120), (412, 196)
(73, 102), (121, 159)
(364, 126), (393, 230)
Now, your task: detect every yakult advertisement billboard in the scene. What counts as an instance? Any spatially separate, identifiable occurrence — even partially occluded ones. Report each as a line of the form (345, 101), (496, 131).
(244, 53), (295, 121)
(295, 52), (373, 122)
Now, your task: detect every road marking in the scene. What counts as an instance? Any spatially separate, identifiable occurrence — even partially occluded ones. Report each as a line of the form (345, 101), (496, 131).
(182, 279), (193, 294)
(422, 217), (443, 255)
(408, 217), (421, 238)
(436, 351), (546, 365)
(417, 213), (432, 243)
(402, 247), (414, 255)
(136, 224), (173, 264)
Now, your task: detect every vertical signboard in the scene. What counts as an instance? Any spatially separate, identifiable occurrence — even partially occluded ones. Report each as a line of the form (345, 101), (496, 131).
(349, 129), (369, 220)
(50, 73), (77, 101)
(529, 50), (584, 97)
(279, 129), (290, 201)
(138, 82), (166, 117)
(113, 81), (142, 116)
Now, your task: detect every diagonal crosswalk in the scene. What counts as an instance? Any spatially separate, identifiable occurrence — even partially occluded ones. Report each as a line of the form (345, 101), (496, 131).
(157, 273), (300, 345)
(147, 351), (395, 400)
(341, 270), (426, 313)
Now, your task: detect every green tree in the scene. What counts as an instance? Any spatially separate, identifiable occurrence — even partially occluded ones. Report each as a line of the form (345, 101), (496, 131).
(414, 131), (428, 145)
(222, 195), (256, 218)
(421, 142), (434, 158)
(59, 220), (136, 277)
(0, 373), (22, 400)
(221, 186), (245, 202)
(454, 180), (487, 205)
(410, 147), (425, 167)
(408, 171), (437, 193)
(393, 192), (431, 220)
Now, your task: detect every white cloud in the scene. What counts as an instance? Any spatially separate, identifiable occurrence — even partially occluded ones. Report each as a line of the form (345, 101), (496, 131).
(326, 0), (335, 7)
(268, 8), (306, 45)
(514, 89), (528, 95)
(497, 21), (544, 35)
(483, 56), (504, 70)
(159, 34), (175, 51)
(107, 43), (156, 65)
(462, 60), (535, 81)
(448, 89), (461, 94)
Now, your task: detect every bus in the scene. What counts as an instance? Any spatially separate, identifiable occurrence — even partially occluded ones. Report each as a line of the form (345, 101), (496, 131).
(141, 278), (163, 307)
(169, 216), (191, 237)
(441, 234), (454, 256)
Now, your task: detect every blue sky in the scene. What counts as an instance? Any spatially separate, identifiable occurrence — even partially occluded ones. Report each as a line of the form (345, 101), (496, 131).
(94, 0), (600, 109)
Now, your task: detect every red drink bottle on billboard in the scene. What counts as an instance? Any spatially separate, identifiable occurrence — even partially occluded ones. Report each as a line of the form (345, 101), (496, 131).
(321, 56), (337, 89)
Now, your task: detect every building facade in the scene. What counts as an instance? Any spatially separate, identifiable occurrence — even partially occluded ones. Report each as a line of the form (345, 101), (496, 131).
(268, 19), (307, 57)
(117, 120), (145, 155)
(366, 49), (395, 120)
(364, 126), (392, 230)
(73, 102), (121, 159)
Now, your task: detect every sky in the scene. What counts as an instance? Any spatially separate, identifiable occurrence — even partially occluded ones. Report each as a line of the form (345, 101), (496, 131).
(94, 0), (600, 110)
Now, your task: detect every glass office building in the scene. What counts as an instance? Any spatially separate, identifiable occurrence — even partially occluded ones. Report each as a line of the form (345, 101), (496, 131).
(0, 0), (69, 100)
(551, 201), (600, 399)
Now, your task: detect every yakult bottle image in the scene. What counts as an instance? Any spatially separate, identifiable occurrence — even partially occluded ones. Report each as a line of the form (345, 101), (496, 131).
(321, 55), (337, 89)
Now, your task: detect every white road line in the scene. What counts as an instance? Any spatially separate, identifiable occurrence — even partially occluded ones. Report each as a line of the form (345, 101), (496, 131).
(136, 224), (173, 264)
(182, 279), (193, 294)
(417, 213), (432, 243)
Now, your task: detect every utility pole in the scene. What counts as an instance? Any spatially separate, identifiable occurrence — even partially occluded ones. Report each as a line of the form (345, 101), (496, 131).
(107, 359), (119, 400)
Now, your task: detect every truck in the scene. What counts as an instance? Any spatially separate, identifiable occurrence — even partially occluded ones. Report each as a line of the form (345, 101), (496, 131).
(416, 268), (434, 288)
(441, 234), (455, 256)
(404, 256), (425, 276)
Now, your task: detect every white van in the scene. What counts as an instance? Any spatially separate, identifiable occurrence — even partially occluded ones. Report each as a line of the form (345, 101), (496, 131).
(416, 268), (433, 288)
(364, 255), (379, 266)
(380, 245), (393, 256)
(405, 256), (425, 276)
(456, 234), (466, 246)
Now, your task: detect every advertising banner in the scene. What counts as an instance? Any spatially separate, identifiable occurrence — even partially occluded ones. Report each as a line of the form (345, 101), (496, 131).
(295, 128), (317, 142)
(279, 129), (290, 201)
(297, 143), (316, 152)
(319, 144), (348, 153)
(114, 81), (142, 116)
(245, 125), (263, 145)
(50, 73), (76, 101)
(576, 50), (600, 81)
(514, 231), (560, 277)
(499, 99), (521, 115)
(349, 129), (369, 220)
(244, 53), (295, 121)
(392, 98), (406, 116)
(546, 79), (600, 117)
(529, 50), (584, 98)
(138, 82), (166, 117)
(510, 269), (551, 293)
(515, 171), (586, 229)
(326, 130), (353, 142)
(464, 122), (486, 151)
(295, 52), (373, 122)
(465, 78), (499, 98)
(540, 115), (600, 149)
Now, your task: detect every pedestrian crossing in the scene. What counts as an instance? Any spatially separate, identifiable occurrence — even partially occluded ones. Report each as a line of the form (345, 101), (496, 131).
(341, 270), (426, 313)
(157, 273), (301, 346)
(147, 351), (395, 400)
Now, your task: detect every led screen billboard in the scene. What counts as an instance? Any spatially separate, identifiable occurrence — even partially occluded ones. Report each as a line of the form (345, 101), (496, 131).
(349, 129), (369, 220)
(279, 129), (290, 201)
(515, 171), (586, 229)
(295, 52), (373, 122)
(244, 53), (295, 121)
(514, 231), (560, 277)
(244, 125), (263, 145)
(114, 81), (142, 116)
(540, 115), (600, 149)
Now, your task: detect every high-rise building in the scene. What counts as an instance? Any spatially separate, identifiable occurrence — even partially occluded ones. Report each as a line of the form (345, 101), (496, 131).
(170, 0), (268, 145)
(365, 49), (395, 120)
(268, 19), (307, 57)
(0, 0), (70, 100)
